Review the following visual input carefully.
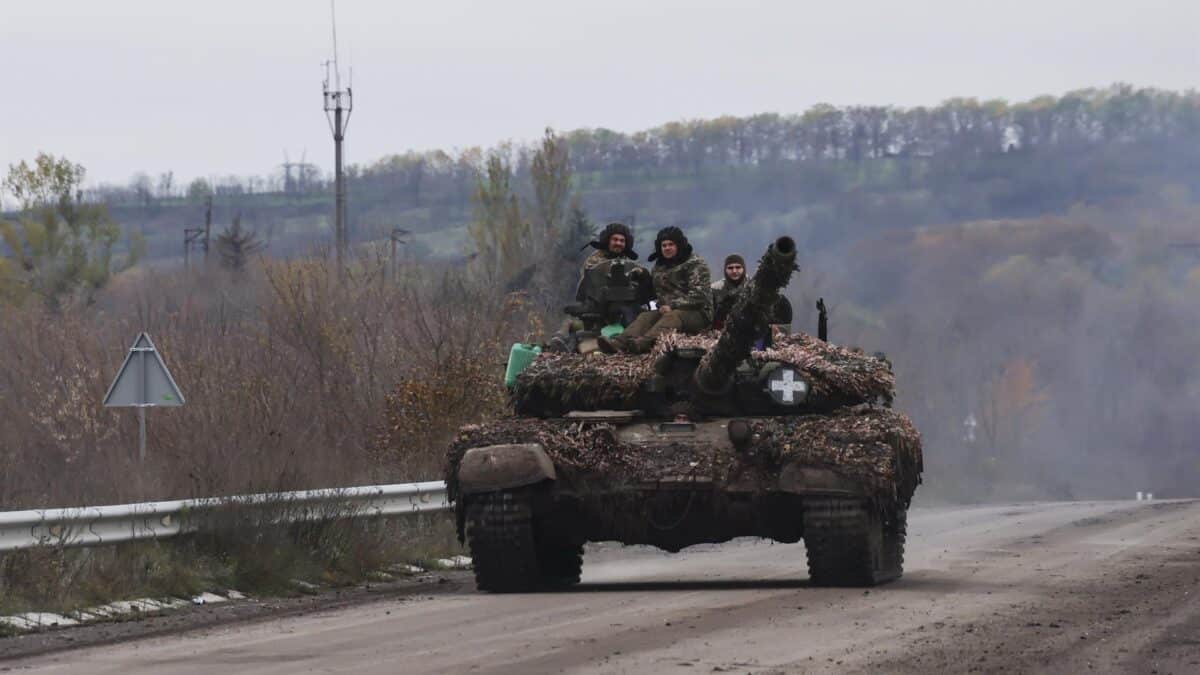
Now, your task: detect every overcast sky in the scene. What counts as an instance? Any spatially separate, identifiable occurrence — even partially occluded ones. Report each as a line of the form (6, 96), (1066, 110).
(2, 0), (1197, 190)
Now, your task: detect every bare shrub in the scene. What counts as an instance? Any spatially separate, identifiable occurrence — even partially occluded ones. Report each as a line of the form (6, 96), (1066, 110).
(371, 277), (531, 477)
(0, 249), (537, 607)
(0, 251), (533, 509)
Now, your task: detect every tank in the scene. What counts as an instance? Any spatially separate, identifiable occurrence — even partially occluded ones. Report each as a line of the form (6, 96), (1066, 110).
(445, 236), (923, 591)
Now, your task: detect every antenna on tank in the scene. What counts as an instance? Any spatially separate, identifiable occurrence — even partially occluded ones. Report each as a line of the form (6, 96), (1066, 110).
(323, 0), (353, 275)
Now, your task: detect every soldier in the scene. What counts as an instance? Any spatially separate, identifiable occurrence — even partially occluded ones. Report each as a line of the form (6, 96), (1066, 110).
(548, 223), (647, 352)
(598, 226), (712, 354)
(712, 251), (793, 346)
(711, 253), (746, 329)
(576, 222), (640, 296)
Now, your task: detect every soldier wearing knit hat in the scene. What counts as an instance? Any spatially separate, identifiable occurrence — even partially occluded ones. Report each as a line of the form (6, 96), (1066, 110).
(711, 253), (747, 328)
(711, 250), (793, 342)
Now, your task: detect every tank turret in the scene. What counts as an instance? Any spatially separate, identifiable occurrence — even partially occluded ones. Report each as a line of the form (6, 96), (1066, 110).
(510, 235), (893, 418)
(695, 236), (797, 394)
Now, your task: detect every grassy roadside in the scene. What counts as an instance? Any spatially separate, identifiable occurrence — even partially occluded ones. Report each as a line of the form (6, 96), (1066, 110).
(0, 511), (463, 620)
(0, 253), (528, 624)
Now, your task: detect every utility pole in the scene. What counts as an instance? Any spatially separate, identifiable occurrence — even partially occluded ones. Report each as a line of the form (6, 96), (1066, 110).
(389, 227), (409, 281)
(183, 195), (213, 272)
(183, 228), (203, 272)
(281, 151), (295, 196)
(204, 195), (212, 265)
(323, 0), (352, 274)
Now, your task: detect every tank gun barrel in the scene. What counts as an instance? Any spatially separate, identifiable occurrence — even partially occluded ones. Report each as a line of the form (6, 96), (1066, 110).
(695, 236), (797, 393)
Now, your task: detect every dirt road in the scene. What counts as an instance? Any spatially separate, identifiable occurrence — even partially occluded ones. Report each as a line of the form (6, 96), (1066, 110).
(10, 500), (1200, 674)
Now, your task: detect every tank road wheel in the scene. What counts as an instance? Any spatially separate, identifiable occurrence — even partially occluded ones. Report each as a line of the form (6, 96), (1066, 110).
(465, 490), (541, 592)
(803, 497), (904, 587)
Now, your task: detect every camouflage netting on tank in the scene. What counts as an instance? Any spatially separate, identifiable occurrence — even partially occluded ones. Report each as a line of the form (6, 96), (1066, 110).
(751, 404), (923, 507)
(444, 404), (922, 507)
(445, 418), (643, 504)
(511, 351), (656, 413)
(656, 331), (895, 404)
(511, 331), (895, 412)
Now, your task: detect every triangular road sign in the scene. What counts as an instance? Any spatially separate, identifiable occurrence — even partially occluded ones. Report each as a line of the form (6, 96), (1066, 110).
(103, 333), (186, 407)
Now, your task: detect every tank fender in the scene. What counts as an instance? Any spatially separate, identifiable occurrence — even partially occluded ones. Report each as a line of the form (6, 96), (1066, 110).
(778, 463), (865, 496)
(458, 443), (556, 495)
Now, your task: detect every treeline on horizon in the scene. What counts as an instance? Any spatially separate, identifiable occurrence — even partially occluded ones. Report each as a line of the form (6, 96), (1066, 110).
(86, 84), (1200, 259)
(363, 82), (1200, 186)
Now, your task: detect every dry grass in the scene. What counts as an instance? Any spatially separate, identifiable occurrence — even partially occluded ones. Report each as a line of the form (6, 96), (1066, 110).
(0, 511), (463, 616)
(0, 250), (541, 611)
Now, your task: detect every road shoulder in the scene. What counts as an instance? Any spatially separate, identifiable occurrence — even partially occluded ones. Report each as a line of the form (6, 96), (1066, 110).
(0, 570), (474, 663)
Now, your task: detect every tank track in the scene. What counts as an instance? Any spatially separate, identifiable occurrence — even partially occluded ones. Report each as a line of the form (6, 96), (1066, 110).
(536, 537), (583, 586)
(803, 497), (905, 587)
(883, 507), (906, 576)
(466, 490), (541, 592)
(465, 489), (583, 592)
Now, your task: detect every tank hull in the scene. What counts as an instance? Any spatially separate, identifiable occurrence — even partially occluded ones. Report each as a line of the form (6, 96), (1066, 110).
(448, 409), (920, 590)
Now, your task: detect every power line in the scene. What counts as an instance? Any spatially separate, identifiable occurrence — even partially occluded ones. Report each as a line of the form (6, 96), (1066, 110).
(183, 195), (212, 272)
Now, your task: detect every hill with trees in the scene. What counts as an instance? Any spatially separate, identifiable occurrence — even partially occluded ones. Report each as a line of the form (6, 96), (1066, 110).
(3, 83), (1199, 509)
(78, 84), (1200, 263)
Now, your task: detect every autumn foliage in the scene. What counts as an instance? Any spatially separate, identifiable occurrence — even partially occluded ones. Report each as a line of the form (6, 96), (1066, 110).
(0, 253), (536, 511)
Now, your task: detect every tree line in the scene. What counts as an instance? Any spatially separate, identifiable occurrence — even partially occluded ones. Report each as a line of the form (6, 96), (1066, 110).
(349, 84), (1199, 211)
(88, 84), (1199, 211)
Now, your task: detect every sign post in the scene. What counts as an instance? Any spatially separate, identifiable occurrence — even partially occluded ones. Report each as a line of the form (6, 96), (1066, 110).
(103, 333), (185, 461)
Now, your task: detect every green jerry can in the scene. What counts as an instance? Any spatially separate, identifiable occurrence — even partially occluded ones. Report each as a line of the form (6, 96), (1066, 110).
(504, 343), (542, 388)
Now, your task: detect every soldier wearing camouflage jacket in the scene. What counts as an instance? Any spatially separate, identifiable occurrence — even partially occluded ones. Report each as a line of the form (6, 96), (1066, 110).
(547, 222), (649, 353)
(574, 223), (641, 299)
(598, 226), (712, 354)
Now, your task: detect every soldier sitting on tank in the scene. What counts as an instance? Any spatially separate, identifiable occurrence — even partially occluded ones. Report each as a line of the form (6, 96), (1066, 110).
(598, 226), (712, 354)
(711, 253), (747, 330)
(547, 222), (649, 352)
(712, 251), (793, 347)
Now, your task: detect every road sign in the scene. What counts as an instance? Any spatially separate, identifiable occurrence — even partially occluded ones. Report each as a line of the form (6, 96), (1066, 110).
(103, 333), (184, 408)
(103, 333), (185, 461)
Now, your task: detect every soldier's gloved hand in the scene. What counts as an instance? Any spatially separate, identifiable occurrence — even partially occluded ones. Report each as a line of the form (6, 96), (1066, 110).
(628, 268), (646, 280)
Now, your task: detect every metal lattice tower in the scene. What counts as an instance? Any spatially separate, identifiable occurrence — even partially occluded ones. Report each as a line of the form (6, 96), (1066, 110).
(183, 195), (212, 272)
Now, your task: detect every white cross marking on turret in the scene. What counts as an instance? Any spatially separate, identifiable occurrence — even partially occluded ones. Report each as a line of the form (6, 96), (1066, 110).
(769, 369), (806, 403)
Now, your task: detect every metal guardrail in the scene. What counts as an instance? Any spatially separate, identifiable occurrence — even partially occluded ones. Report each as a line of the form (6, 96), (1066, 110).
(0, 481), (450, 552)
